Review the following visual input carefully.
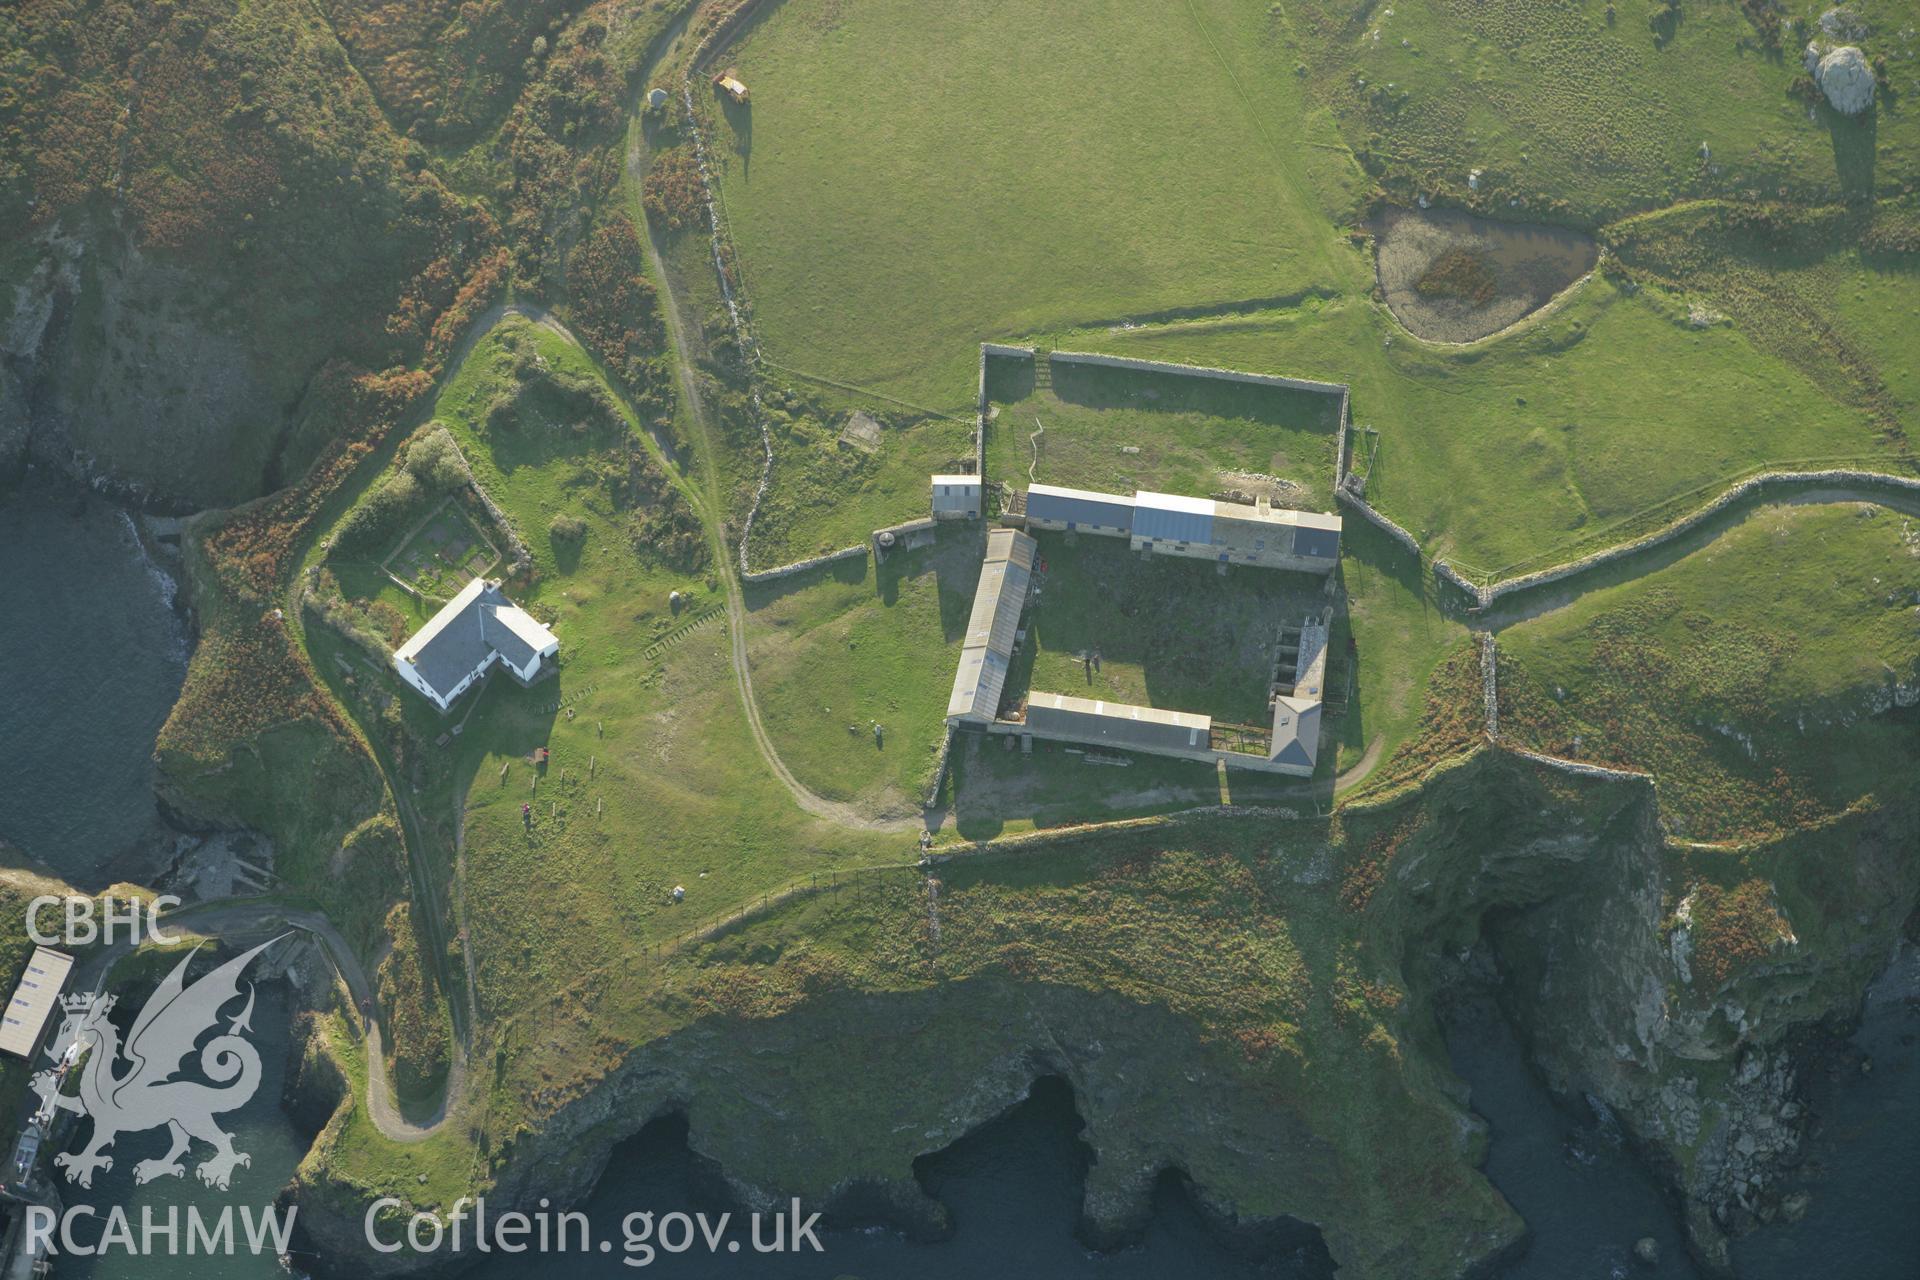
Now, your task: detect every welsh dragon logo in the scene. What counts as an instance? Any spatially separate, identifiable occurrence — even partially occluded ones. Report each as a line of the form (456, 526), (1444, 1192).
(32, 936), (284, 1190)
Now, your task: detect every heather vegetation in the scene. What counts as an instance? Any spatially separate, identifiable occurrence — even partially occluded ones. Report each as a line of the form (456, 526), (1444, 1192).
(1499, 503), (1920, 841)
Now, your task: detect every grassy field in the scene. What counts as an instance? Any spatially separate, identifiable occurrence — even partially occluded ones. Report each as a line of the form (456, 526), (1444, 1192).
(984, 354), (1342, 504)
(1013, 533), (1330, 727)
(1285, 0), (1920, 220)
(1041, 275), (1897, 577)
(1499, 502), (1920, 841)
(325, 316), (907, 999)
(709, 0), (1362, 408)
(743, 529), (983, 818)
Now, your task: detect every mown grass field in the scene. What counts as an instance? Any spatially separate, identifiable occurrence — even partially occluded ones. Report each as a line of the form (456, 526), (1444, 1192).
(983, 355), (1342, 504)
(709, 0), (1362, 408)
(743, 530), (982, 817)
(1499, 502), (1920, 841)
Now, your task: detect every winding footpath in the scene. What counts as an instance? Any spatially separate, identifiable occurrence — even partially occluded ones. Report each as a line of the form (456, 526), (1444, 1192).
(66, 899), (456, 1142)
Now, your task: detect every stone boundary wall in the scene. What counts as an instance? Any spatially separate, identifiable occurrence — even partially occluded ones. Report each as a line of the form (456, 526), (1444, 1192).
(923, 725), (955, 810)
(1334, 485), (1422, 560)
(1468, 469), (1920, 608)
(438, 428), (533, 574)
(873, 516), (936, 542)
(1501, 744), (1652, 784)
(977, 343), (1034, 479)
(676, 83), (783, 582)
(1048, 350), (1348, 397)
(1480, 633), (1498, 740)
(740, 542), (868, 585)
(1333, 387), (1351, 484)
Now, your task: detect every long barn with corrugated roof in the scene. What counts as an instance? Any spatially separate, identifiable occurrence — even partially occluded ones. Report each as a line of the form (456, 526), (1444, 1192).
(945, 528), (1037, 724)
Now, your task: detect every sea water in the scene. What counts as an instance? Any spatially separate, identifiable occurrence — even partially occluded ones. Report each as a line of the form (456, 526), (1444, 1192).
(0, 484), (190, 883)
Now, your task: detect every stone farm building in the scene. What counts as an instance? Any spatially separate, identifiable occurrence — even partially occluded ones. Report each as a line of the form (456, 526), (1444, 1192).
(946, 528), (1037, 723)
(930, 474), (983, 520)
(1022, 483), (1341, 574)
(943, 487), (1341, 777)
(394, 577), (559, 713)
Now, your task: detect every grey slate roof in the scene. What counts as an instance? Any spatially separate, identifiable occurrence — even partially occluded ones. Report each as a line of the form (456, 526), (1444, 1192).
(1131, 491), (1216, 544)
(1291, 523), (1341, 561)
(396, 578), (556, 702)
(1268, 695), (1322, 769)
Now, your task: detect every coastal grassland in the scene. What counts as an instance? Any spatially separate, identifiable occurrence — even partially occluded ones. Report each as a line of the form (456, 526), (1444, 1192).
(1284, 0), (1920, 220)
(1046, 276), (1897, 578)
(982, 356), (1341, 503)
(372, 817), (1520, 1278)
(706, 0), (1362, 409)
(1607, 198), (1920, 445)
(742, 531), (981, 818)
(1498, 502), (1920, 841)
(739, 386), (977, 566)
(310, 315), (906, 1052)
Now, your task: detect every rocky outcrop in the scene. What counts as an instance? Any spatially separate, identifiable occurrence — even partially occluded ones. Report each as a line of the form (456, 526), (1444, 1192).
(1410, 757), (1920, 1274)
(1, 217), (326, 509)
(1805, 43), (1876, 115)
(288, 748), (1914, 1280)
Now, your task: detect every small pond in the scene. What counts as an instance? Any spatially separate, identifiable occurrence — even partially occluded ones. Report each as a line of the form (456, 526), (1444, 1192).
(1372, 206), (1598, 343)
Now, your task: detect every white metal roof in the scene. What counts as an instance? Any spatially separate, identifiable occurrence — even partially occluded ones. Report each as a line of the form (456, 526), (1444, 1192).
(931, 474), (982, 488)
(0, 947), (74, 1059)
(1133, 491), (1214, 516)
(1027, 691), (1210, 729)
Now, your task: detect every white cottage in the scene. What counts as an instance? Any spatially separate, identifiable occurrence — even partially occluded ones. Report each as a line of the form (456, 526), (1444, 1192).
(393, 578), (559, 713)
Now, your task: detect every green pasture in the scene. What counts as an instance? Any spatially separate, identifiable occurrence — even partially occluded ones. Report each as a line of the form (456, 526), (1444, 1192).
(1014, 533), (1326, 727)
(1499, 502), (1920, 841)
(1051, 275), (1894, 578)
(983, 355), (1341, 502)
(742, 529), (983, 817)
(709, 0), (1361, 408)
(315, 317), (905, 1027)
(1286, 0), (1920, 219)
(743, 398), (974, 566)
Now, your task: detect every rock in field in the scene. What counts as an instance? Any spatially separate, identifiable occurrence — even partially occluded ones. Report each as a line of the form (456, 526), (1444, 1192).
(1813, 44), (1876, 115)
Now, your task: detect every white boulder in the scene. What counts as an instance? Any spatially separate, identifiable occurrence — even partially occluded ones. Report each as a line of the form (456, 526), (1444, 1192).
(1817, 45), (1875, 115)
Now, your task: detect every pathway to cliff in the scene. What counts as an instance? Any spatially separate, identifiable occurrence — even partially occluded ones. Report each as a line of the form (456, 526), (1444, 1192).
(67, 898), (457, 1142)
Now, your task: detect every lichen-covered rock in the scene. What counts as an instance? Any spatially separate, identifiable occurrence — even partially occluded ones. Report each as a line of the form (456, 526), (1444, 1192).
(1817, 45), (1876, 115)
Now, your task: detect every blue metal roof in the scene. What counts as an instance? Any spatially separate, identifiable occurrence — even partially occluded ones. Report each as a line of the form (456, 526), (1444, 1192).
(1291, 525), (1341, 561)
(1025, 485), (1134, 530)
(1131, 499), (1215, 545)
